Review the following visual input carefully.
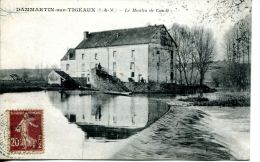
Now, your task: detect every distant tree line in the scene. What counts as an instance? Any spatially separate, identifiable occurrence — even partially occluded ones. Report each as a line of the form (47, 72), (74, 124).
(213, 15), (251, 90)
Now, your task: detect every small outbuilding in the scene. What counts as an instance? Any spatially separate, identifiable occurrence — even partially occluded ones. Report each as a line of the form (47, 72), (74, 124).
(48, 70), (78, 88)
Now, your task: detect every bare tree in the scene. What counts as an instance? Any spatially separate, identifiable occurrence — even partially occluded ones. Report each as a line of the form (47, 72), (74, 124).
(170, 24), (198, 85)
(51, 64), (59, 70)
(225, 15), (251, 64)
(171, 24), (184, 84)
(179, 27), (196, 85)
(164, 0), (251, 24)
(22, 68), (29, 81)
(198, 0), (251, 24)
(192, 27), (215, 87)
(222, 15), (251, 89)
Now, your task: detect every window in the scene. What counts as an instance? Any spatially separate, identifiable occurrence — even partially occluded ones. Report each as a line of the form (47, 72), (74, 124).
(113, 62), (117, 76)
(113, 62), (116, 69)
(113, 62), (116, 71)
(131, 72), (135, 77)
(138, 74), (142, 82)
(87, 74), (90, 82)
(113, 51), (116, 58)
(69, 53), (74, 60)
(66, 64), (70, 71)
(95, 53), (98, 60)
(82, 54), (84, 60)
(130, 62), (134, 70)
(81, 63), (85, 71)
(131, 50), (135, 58)
(152, 50), (160, 58)
(81, 73), (85, 77)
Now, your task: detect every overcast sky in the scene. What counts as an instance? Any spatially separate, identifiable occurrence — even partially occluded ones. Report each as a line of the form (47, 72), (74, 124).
(0, 0), (251, 69)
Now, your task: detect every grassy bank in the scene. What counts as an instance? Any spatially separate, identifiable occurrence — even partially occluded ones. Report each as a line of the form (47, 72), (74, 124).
(178, 92), (250, 107)
(0, 79), (216, 95)
(125, 82), (216, 94)
(0, 80), (47, 93)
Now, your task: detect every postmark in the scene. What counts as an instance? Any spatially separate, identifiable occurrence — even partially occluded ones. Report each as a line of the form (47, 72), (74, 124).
(8, 110), (44, 154)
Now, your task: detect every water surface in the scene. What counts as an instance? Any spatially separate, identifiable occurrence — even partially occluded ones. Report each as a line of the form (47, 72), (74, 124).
(0, 91), (249, 160)
(47, 92), (170, 139)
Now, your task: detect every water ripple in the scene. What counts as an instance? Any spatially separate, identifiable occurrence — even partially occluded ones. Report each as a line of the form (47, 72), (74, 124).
(113, 107), (240, 160)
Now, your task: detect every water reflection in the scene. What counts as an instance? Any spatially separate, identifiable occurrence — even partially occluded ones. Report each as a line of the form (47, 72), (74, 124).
(47, 91), (169, 139)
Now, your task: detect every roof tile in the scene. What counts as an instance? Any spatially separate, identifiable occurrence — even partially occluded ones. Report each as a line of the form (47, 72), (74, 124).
(76, 25), (164, 49)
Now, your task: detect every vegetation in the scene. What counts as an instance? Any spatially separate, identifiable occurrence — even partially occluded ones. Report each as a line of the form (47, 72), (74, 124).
(212, 15), (251, 90)
(193, 96), (250, 106)
(198, 0), (251, 24)
(0, 80), (48, 93)
(170, 24), (215, 87)
(178, 93), (250, 107)
(179, 97), (209, 102)
(0, 68), (53, 81)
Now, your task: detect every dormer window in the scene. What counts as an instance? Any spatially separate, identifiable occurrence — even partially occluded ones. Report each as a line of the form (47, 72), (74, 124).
(69, 53), (73, 60)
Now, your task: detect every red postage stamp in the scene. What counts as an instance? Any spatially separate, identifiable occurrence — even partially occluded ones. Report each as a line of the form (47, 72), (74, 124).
(8, 110), (44, 153)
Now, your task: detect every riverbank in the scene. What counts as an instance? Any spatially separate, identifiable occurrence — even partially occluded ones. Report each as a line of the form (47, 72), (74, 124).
(0, 80), (96, 94)
(0, 80), (47, 93)
(178, 91), (250, 106)
(0, 79), (216, 96)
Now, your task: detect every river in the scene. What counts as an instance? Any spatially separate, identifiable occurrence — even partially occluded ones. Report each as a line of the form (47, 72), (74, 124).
(0, 91), (249, 160)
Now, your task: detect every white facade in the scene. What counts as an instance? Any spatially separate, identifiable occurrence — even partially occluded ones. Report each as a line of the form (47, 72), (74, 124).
(61, 60), (76, 78)
(60, 25), (176, 85)
(48, 70), (62, 85)
(61, 44), (149, 83)
(108, 44), (149, 82)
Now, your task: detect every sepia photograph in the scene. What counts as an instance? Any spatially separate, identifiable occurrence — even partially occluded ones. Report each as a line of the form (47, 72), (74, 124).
(0, 0), (258, 161)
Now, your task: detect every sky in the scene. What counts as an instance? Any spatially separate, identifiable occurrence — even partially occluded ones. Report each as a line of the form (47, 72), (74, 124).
(0, 0), (251, 69)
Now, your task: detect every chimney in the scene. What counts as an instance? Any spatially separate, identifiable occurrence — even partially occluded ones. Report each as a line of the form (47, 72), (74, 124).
(84, 31), (90, 40)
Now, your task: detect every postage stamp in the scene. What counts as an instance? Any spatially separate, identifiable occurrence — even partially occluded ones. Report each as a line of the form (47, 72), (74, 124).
(8, 110), (44, 153)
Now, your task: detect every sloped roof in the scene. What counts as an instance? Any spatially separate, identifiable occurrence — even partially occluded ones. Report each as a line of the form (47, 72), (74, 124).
(75, 25), (165, 49)
(54, 70), (74, 81)
(61, 48), (75, 61)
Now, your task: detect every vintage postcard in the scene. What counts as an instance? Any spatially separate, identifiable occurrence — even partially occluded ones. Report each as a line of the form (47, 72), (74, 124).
(0, 0), (257, 160)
